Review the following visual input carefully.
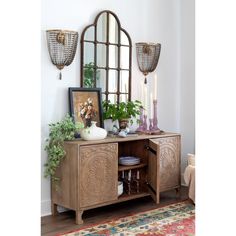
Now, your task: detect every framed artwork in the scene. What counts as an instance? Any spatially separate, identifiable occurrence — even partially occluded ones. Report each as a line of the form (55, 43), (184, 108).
(69, 87), (104, 128)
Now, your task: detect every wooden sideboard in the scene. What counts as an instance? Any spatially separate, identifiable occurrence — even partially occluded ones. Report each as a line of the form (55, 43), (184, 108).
(51, 132), (181, 224)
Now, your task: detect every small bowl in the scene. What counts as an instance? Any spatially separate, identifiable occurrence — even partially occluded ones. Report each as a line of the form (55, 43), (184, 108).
(118, 181), (123, 196)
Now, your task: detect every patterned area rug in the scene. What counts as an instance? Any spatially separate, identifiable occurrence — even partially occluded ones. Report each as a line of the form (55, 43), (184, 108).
(59, 201), (195, 236)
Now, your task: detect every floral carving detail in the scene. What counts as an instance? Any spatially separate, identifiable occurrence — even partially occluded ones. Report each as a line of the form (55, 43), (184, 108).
(80, 144), (118, 207)
(158, 137), (180, 190)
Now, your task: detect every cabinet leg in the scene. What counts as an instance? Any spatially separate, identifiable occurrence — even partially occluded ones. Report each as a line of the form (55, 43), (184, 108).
(175, 187), (181, 198)
(51, 203), (58, 216)
(76, 210), (84, 225)
(155, 193), (160, 204)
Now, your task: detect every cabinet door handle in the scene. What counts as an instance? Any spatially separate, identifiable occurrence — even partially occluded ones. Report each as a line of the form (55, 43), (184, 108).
(146, 145), (156, 155)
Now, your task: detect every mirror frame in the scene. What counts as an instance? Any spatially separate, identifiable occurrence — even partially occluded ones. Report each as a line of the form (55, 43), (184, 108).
(80, 10), (132, 103)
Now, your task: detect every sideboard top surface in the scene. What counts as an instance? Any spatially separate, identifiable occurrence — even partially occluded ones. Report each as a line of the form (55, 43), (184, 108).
(64, 132), (180, 146)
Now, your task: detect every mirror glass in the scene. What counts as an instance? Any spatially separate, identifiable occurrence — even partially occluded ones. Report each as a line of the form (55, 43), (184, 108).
(96, 69), (106, 92)
(108, 70), (118, 93)
(108, 94), (117, 103)
(83, 42), (94, 65)
(120, 46), (129, 69)
(81, 10), (132, 103)
(97, 13), (107, 42)
(109, 45), (118, 68)
(97, 44), (106, 67)
(121, 31), (129, 45)
(120, 94), (129, 103)
(109, 14), (118, 44)
(102, 94), (106, 101)
(120, 70), (129, 93)
(84, 26), (94, 41)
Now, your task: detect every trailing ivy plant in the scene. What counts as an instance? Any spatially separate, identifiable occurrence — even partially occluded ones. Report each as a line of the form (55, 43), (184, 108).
(44, 114), (84, 183)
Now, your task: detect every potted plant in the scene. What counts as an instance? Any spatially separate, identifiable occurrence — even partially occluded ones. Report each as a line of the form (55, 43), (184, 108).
(44, 114), (83, 183)
(102, 100), (142, 129)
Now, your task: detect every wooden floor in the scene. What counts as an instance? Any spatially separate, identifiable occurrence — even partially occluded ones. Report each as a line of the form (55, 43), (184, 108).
(41, 187), (189, 236)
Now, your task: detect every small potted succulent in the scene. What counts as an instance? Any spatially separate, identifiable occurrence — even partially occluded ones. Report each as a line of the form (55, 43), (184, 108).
(102, 100), (142, 130)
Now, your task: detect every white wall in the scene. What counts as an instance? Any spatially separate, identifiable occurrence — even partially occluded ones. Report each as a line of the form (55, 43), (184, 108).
(41, 0), (195, 216)
(179, 0), (195, 172)
(145, 0), (181, 132)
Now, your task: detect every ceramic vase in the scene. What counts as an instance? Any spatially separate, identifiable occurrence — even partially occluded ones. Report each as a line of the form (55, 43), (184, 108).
(104, 119), (119, 132)
(80, 121), (107, 141)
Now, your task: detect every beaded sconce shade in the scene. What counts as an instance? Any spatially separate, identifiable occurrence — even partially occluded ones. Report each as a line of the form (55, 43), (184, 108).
(46, 29), (78, 80)
(136, 43), (161, 84)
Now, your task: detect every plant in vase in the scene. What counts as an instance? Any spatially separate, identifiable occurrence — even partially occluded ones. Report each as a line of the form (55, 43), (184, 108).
(44, 114), (84, 184)
(102, 100), (142, 130)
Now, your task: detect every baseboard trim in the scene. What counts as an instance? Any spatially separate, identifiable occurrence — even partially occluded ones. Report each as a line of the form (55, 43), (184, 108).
(41, 200), (51, 216)
(41, 200), (69, 217)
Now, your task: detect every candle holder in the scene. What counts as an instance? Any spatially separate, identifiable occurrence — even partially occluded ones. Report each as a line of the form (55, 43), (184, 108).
(123, 170), (132, 195)
(131, 170), (140, 193)
(149, 118), (153, 131)
(136, 107), (145, 132)
(143, 115), (148, 131)
(135, 170), (140, 193)
(153, 99), (160, 131)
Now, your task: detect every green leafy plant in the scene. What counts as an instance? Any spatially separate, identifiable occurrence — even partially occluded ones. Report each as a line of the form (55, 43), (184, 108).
(44, 114), (84, 183)
(102, 100), (142, 125)
(83, 62), (100, 88)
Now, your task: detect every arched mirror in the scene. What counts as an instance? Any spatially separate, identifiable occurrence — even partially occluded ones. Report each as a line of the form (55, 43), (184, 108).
(80, 10), (132, 103)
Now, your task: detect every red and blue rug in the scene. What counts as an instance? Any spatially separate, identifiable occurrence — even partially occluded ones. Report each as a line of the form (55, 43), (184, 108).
(59, 201), (195, 235)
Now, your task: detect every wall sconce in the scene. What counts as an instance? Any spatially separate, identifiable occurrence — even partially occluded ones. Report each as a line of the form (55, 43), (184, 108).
(46, 29), (78, 80)
(136, 42), (161, 84)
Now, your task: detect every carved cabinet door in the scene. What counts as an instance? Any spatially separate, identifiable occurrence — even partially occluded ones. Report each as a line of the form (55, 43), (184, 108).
(149, 136), (180, 193)
(79, 143), (118, 208)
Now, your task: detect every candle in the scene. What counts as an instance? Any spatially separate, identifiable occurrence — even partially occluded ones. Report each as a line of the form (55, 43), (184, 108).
(144, 85), (147, 115)
(154, 74), (157, 100)
(128, 170), (131, 181)
(125, 84), (128, 102)
(140, 80), (143, 104)
(122, 171), (124, 179)
(150, 93), (153, 118)
(137, 170), (140, 180)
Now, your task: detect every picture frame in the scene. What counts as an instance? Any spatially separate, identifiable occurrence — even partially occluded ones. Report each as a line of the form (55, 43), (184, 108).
(68, 87), (104, 128)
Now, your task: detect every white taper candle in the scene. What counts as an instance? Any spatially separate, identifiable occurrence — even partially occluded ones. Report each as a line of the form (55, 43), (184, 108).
(128, 170), (131, 181)
(150, 93), (153, 118)
(154, 74), (157, 100)
(144, 85), (147, 115)
(125, 84), (128, 102)
(137, 170), (140, 180)
(140, 80), (143, 105)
